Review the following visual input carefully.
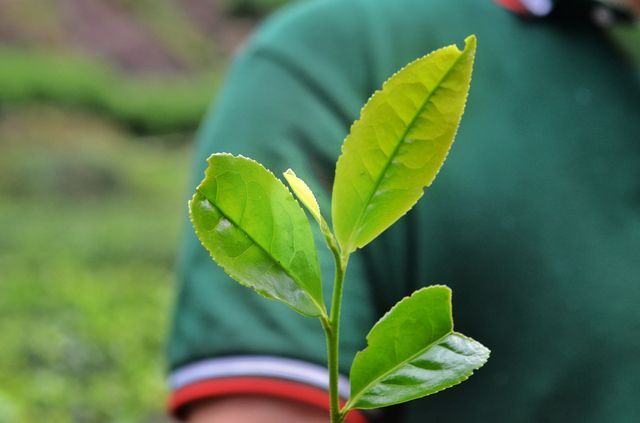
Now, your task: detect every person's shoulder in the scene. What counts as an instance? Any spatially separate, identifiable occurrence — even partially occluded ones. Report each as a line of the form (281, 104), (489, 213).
(242, 0), (498, 82)
(250, 0), (367, 50)
(255, 0), (497, 39)
(249, 0), (482, 48)
(242, 0), (372, 73)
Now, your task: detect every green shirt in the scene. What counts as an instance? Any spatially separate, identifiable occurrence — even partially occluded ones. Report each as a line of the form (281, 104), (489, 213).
(168, 0), (640, 421)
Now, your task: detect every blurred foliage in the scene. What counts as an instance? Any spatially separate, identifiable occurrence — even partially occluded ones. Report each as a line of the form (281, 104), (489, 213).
(116, 0), (225, 69)
(0, 0), (303, 134)
(224, 0), (298, 17)
(0, 0), (220, 70)
(0, 107), (190, 423)
(0, 48), (219, 134)
(609, 22), (640, 70)
(0, 0), (299, 421)
(0, 0), (300, 422)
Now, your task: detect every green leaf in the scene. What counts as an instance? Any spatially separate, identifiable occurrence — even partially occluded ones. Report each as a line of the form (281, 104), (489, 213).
(345, 285), (489, 410)
(332, 36), (477, 254)
(283, 168), (338, 251)
(189, 153), (326, 317)
(283, 169), (324, 228)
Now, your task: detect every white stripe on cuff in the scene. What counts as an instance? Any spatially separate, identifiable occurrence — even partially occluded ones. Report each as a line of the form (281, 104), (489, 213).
(169, 355), (351, 399)
(521, 0), (553, 16)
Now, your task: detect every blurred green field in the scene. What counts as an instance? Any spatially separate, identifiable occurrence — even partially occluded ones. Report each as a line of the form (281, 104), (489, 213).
(0, 0), (300, 421)
(0, 48), (219, 134)
(0, 107), (191, 422)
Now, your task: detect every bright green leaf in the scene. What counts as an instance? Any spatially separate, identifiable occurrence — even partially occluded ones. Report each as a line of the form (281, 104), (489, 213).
(283, 169), (324, 227)
(346, 285), (489, 410)
(332, 36), (477, 254)
(189, 153), (326, 317)
(283, 168), (338, 252)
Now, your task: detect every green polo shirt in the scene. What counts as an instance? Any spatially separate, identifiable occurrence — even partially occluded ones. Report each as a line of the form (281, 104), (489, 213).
(167, 0), (640, 421)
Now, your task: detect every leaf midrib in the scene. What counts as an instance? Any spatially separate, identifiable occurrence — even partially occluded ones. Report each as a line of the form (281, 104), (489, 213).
(195, 188), (325, 315)
(346, 331), (455, 410)
(344, 48), (467, 251)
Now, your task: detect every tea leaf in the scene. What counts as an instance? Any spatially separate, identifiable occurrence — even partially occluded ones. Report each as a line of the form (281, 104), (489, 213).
(283, 168), (337, 249)
(332, 36), (477, 254)
(346, 285), (489, 410)
(283, 169), (324, 228)
(190, 154), (326, 317)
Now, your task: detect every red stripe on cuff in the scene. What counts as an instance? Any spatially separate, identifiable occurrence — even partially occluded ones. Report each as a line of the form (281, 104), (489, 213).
(495, 0), (529, 15)
(168, 377), (369, 423)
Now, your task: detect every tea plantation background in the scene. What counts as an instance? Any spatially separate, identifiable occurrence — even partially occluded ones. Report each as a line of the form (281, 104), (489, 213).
(0, 1), (294, 421)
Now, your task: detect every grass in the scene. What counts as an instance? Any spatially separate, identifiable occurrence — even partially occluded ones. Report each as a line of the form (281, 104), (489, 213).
(0, 48), (220, 134)
(0, 2), (304, 421)
(0, 107), (192, 423)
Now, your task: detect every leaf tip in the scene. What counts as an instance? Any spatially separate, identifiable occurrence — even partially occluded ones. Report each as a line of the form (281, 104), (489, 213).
(283, 168), (295, 177)
(464, 34), (477, 52)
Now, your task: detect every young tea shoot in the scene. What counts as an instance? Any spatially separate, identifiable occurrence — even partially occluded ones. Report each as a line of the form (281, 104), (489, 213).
(189, 35), (489, 423)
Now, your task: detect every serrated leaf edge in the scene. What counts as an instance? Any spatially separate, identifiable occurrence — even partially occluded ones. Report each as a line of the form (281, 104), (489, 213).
(347, 332), (490, 410)
(189, 152), (327, 317)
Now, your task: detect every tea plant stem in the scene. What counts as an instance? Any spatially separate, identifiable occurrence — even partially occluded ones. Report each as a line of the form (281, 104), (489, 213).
(322, 237), (349, 423)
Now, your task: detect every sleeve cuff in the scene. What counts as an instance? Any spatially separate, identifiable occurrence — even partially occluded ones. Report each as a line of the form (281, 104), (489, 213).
(168, 355), (370, 423)
(496, 0), (553, 17)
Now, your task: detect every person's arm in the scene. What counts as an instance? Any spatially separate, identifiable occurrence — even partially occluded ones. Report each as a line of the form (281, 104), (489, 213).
(185, 396), (328, 423)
